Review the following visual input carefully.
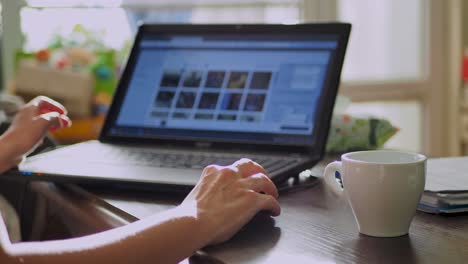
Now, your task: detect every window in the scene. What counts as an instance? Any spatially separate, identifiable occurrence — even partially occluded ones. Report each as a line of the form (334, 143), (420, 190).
(20, 0), (301, 52)
(331, 0), (459, 156)
(328, 0), (429, 153)
(21, 7), (131, 51)
(338, 0), (426, 82)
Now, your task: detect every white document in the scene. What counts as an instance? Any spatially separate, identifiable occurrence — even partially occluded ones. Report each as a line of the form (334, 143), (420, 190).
(426, 157), (468, 192)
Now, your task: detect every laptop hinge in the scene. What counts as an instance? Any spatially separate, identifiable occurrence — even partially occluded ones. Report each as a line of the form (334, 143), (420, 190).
(194, 142), (213, 149)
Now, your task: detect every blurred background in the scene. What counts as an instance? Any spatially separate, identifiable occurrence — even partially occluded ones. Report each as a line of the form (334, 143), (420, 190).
(0, 0), (467, 157)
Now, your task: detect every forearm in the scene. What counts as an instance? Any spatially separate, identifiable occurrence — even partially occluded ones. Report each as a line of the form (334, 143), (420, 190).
(1, 205), (210, 264)
(0, 133), (23, 174)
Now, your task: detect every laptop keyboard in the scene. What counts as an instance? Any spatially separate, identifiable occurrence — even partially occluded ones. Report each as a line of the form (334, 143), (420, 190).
(106, 147), (301, 174)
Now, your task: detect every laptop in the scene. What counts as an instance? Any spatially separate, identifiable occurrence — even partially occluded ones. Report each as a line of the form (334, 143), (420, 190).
(17, 23), (351, 192)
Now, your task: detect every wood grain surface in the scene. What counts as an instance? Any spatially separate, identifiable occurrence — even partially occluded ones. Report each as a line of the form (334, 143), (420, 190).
(86, 180), (468, 264)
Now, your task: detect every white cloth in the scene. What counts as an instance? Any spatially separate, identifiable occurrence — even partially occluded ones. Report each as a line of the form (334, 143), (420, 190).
(0, 111), (6, 124)
(0, 94), (24, 243)
(0, 93), (24, 120)
(0, 195), (21, 242)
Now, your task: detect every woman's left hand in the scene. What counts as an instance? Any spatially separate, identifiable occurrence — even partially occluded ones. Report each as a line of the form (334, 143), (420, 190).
(0, 96), (71, 171)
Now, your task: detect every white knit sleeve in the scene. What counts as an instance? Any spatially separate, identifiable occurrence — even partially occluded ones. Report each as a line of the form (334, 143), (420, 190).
(0, 195), (21, 242)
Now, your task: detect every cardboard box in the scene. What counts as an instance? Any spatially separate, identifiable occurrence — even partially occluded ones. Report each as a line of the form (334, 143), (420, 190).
(15, 60), (94, 117)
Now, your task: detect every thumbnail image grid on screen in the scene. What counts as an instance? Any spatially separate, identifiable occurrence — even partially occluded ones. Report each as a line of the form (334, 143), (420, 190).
(151, 68), (273, 126)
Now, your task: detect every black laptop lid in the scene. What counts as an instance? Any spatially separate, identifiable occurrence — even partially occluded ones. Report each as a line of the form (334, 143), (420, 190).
(100, 23), (350, 157)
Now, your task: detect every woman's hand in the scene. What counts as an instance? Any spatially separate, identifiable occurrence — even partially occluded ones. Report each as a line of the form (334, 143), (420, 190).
(181, 158), (281, 246)
(0, 96), (71, 171)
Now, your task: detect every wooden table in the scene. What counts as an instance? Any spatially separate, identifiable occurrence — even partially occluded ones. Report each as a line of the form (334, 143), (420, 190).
(26, 178), (468, 264)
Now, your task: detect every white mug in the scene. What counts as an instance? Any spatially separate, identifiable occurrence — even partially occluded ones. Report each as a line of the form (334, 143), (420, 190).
(324, 150), (426, 237)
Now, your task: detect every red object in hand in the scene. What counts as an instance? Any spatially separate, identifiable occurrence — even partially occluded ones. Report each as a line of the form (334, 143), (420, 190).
(33, 96), (67, 115)
(463, 54), (468, 82)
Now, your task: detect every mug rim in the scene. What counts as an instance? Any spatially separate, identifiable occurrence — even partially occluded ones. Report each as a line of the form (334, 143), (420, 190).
(341, 150), (427, 165)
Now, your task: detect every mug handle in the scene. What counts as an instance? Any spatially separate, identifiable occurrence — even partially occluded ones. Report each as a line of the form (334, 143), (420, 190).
(324, 161), (344, 196)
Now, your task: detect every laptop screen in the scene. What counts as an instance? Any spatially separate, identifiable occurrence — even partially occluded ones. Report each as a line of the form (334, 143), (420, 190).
(108, 28), (343, 146)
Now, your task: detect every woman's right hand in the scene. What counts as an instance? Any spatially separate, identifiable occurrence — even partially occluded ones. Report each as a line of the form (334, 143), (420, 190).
(181, 158), (281, 246)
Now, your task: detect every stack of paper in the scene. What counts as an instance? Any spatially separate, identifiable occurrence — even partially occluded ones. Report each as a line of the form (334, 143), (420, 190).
(418, 157), (468, 214)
